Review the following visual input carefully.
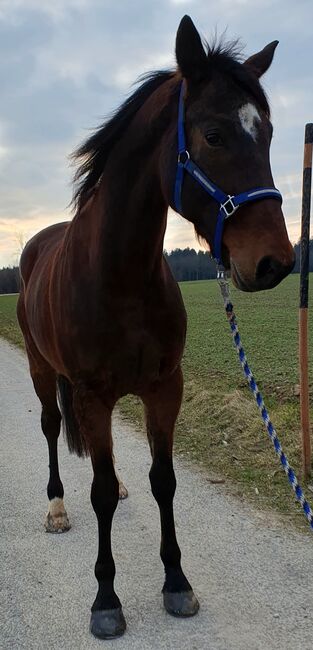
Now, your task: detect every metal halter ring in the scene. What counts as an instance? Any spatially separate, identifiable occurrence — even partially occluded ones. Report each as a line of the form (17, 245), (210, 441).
(178, 150), (190, 165)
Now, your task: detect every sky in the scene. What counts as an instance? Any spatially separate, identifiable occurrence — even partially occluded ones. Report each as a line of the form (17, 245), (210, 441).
(0, 0), (312, 267)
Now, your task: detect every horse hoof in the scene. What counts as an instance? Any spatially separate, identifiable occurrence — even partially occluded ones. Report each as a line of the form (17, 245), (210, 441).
(119, 483), (128, 500)
(44, 498), (71, 533)
(90, 608), (126, 639)
(44, 511), (71, 533)
(163, 590), (200, 617)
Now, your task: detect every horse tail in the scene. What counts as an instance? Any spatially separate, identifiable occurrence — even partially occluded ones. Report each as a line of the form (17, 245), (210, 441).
(57, 375), (89, 457)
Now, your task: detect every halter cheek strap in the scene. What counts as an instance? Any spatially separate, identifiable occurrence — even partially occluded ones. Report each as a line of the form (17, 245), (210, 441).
(174, 82), (282, 264)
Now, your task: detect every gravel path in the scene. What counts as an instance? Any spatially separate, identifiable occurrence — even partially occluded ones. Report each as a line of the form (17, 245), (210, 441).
(1, 337), (312, 650)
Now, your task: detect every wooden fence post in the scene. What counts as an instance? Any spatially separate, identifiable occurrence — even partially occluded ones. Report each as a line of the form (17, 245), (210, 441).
(299, 123), (313, 478)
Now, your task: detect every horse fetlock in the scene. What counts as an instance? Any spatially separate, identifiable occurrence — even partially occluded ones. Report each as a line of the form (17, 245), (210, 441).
(44, 497), (71, 533)
(162, 565), (191, 593)
(118, 481), (128, 499)
(114, 465), (128, 500)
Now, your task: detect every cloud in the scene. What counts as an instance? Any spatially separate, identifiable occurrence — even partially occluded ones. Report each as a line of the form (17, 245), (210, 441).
(170, 0), (196, 5)
(165, 209), (203, 252)
(0, 0), (311, 267)
(0, 210), (67, 266)
(0, 0), (91, 23)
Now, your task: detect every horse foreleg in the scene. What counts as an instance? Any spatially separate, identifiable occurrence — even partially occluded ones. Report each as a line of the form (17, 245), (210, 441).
(73, 388), (126, 639)
(142, 366), (199, 618)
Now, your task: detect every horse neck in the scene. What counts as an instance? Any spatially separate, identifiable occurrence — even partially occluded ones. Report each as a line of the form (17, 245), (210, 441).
(72, 125), (172, 292)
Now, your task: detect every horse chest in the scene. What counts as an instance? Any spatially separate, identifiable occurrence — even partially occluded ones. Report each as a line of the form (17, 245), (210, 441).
(99, 316), (185, 394)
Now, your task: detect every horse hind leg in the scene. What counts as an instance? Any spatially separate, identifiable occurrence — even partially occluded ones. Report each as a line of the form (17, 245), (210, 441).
(32, 370), (71, 533)
(113, 453), (128, 500)
(17, 292), (70, 532)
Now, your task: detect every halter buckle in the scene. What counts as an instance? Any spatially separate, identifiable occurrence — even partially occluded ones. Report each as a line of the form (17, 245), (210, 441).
(216, 265), (226, 281)
(178, 150), (190, 165)
(221, 195), (238, 218)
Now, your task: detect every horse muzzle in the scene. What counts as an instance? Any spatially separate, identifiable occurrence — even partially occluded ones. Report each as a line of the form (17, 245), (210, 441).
(231, 253), (295, 292)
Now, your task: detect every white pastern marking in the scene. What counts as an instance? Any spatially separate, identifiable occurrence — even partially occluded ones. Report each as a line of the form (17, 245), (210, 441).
(238, 103), (261, 142)
(48, 497), (66, 517)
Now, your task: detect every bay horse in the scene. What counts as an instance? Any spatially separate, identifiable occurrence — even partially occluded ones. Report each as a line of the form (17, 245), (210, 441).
(17, 15), (295, 640)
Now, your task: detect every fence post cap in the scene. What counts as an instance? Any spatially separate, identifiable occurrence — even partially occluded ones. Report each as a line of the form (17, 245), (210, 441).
(305, 124), (313, 144)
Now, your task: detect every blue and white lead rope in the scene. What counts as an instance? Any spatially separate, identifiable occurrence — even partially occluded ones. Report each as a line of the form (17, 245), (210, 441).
(217, 267), (313, 530)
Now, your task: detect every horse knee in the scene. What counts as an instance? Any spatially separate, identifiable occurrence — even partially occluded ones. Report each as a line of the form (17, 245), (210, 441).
(91, 464), (119, 518)
(149, 459), (176, 505)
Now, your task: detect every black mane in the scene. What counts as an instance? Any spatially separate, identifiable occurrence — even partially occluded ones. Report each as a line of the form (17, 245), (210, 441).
(72, 40), (270, 210)
(71, 71), (174, 210)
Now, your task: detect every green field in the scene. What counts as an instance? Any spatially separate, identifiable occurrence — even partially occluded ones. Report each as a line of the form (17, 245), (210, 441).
(1, 275), (312, 529)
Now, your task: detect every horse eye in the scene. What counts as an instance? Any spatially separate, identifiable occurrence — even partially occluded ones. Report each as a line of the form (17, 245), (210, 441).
(206, 132), (223, 147)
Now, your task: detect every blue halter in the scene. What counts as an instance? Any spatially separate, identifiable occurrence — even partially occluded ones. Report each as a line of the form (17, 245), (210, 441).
(174, 82), (282, 264)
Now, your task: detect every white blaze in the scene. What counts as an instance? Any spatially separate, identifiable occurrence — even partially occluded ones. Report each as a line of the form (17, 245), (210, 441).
(238, 103), (261, 142)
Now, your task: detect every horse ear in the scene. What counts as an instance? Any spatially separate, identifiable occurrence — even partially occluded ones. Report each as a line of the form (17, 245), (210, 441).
(244, 41), (279, 78)
(175, 15), (208, 83)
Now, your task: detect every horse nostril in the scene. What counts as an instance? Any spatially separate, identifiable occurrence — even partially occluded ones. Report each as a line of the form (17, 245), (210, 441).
(255, 255), (295, 289)
(256, 256), (275, 280)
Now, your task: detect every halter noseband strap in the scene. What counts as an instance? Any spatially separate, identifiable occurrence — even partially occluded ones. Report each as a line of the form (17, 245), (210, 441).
(174, 82), (282, 264)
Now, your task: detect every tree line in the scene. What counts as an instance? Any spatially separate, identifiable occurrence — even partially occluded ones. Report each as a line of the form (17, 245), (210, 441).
(0, 241), (312, 293)
(165, 241), (312, 281)
(0, 266), (20, 294)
